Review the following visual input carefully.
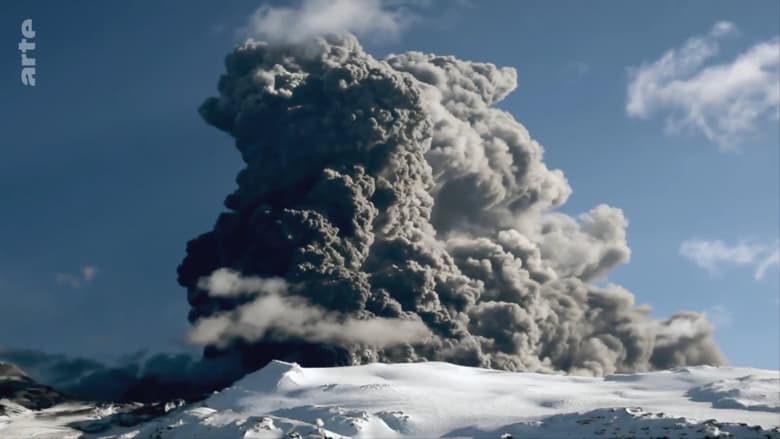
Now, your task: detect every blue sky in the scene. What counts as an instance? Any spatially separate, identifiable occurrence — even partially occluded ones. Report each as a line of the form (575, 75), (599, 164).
(1, 0), (778, 368)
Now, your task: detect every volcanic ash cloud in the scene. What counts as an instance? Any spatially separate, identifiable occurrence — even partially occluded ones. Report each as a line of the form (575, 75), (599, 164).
(178, 34), (724, 376)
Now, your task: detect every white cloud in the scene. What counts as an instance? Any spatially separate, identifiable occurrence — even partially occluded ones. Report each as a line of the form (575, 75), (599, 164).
(703, 304), (732, 329)
(679, 238), (779, 280)
(81, 266), (97, 282)
(190, 269), (432, 348)
(55, 265), (98, 288)
(245, 0), (414, 43)
(626, 22), (780, 149)
(679, 239), (764, 272)
(755, 247), (779, 281)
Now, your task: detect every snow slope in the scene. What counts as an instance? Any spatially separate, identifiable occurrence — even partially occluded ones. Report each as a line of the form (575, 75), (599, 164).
(2, 360), (779, 438)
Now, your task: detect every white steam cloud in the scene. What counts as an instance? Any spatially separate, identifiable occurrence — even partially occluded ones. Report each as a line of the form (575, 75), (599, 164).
(190, 269), (432, 348)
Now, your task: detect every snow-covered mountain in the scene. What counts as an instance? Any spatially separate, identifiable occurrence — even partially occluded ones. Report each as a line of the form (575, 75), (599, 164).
(2, 360), (778, 438)
(0, 362), (66, 411)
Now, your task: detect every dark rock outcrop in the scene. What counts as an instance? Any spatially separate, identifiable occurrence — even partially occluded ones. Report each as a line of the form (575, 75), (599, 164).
(0, 361), (66, 410)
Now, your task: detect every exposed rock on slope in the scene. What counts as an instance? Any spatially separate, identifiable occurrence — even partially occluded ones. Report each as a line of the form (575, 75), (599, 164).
(0, 361), (65, 410)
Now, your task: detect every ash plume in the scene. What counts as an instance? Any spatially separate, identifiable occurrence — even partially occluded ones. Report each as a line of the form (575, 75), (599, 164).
(177, 33), (724, 376)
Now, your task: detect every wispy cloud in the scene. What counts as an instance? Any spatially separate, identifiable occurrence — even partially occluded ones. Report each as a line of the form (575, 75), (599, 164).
(244, 0), (416, 43)
(703, 304), (733, 329)
(190, 268), (431, 348)
(55, 265), (97, 288)
(755, 247), (780, 281)
(679, 238), (779, 280)
(566, 61), (590, 78)
(627, 22), (780, 149)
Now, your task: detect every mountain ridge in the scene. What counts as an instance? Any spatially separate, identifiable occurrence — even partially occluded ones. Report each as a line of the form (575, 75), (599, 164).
(2, 359), (779, 438)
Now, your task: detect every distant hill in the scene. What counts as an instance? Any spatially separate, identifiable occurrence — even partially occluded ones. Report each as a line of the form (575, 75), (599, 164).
(0, 361), (66, 410)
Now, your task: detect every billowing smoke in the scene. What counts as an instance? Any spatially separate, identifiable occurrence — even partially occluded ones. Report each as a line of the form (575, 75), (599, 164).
(177, 33), (725, 376)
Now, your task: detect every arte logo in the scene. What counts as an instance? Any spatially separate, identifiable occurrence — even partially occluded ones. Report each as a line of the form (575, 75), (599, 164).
(19, 19), (36, 86)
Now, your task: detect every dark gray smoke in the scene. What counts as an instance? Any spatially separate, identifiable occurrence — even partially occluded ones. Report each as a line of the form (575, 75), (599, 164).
(177, 33), (725, 376)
